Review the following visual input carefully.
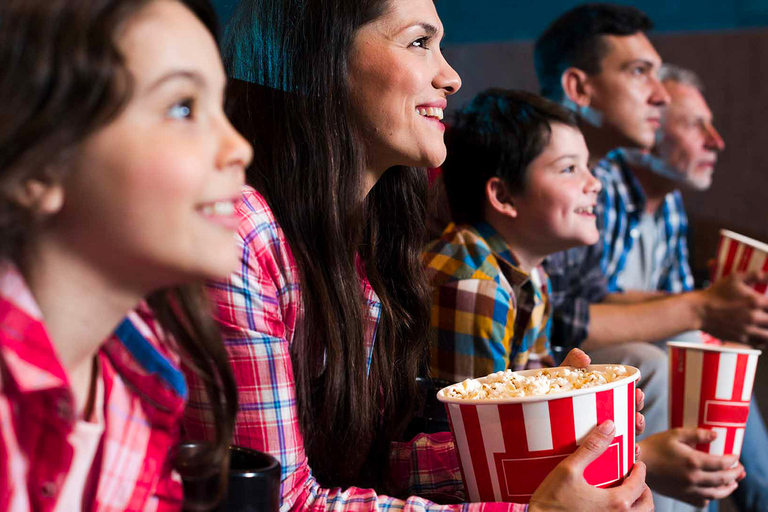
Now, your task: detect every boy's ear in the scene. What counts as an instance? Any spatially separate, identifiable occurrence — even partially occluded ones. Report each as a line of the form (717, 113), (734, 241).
(561, 67), (593, 107)
(486, 177), (517, 219)
(8, 177), (65, 216)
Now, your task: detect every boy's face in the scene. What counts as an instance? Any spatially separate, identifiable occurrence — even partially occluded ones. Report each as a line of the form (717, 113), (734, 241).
(511, 123), (601, 253)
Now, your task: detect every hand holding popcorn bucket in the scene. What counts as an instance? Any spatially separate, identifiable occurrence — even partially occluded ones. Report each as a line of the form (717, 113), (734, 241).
(668, 341), (761, 457)
(437, 365), (640, 503)
(712, 229), (768, 291)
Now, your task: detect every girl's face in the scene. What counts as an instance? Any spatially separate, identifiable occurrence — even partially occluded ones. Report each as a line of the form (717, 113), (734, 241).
(348, 0), (461, 174)
(50, 0), (252, 290)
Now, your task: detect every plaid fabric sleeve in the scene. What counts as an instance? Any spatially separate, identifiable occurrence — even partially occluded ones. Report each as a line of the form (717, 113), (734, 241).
(429, 278), (516, 383)
(543, 243), (609, 350)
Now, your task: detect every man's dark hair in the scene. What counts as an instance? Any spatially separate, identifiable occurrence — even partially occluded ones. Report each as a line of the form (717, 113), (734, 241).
(534, 3), (653, 101)
(443, 89), (579, 225)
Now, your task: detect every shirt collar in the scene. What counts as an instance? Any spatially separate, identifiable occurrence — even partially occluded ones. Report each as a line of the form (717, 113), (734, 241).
(0, 262), (70, 394)
(471, 222), (530, 287)
(604, 149), (648, 214)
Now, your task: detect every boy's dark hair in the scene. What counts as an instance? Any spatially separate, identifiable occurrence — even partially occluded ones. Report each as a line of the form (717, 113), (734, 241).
(443, 89), (578, 225)
(534, 3), (653, 101)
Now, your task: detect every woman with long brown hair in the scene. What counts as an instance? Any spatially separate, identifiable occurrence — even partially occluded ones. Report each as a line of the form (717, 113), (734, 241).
(0, 0), (250, 509)
(183, 0), (652, 509)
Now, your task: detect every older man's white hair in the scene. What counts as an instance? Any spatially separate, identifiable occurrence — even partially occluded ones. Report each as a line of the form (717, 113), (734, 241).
(658, 63), (704, 92)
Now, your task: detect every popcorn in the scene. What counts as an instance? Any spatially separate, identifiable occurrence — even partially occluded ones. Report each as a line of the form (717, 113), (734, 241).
(443, 365), (629, 400)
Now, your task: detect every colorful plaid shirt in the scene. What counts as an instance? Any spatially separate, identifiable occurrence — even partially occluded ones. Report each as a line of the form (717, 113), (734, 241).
(0, 264), (186, 512)
(182, 187), (526, 512)
(424, 222), (554, 383)
(597, 150), (694, 294)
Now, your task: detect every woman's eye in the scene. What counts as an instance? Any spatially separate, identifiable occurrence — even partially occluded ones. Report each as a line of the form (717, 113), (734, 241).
(411, 36), (430, 49)
(168, 99), (194, 120)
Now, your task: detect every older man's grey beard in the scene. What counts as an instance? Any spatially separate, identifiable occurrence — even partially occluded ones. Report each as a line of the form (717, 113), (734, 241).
(620, 147), (712, 191)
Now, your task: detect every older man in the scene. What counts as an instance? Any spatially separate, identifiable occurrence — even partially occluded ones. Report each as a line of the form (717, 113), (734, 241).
(608, 64), (768, 512)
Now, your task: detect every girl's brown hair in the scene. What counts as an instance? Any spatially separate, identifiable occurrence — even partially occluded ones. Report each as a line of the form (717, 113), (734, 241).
(0, 0), (237, 501)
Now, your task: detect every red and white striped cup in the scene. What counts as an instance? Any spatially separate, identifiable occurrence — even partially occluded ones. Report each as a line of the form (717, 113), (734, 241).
(437, 365), (640, 504)
(668, 341), (761, 457)
(712, 229), (768, 293)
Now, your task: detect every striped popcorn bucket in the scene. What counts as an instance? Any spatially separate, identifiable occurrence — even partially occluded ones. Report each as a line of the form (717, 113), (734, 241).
(436, 365), (640, 504)
(668, 341), (761, 457)
(712, 229), (768, 292)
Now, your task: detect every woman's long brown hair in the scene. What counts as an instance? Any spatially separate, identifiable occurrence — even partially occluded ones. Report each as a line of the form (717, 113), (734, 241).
(223, 0), (432, 490)
(0, 0), (237, 502)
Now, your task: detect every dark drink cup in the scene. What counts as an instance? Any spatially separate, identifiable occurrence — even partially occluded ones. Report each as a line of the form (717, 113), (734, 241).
(175, 443), (280, 512)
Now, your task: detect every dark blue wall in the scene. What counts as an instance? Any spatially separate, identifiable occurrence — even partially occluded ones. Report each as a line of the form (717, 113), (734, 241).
(211, 1), (768, 44)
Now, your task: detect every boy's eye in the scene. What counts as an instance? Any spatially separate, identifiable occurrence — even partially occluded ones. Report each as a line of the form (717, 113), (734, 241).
(168, 98), (194, 120)
(411, 36), (431, 49)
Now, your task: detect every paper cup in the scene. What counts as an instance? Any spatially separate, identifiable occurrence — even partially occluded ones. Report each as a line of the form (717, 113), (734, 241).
(437, 365), (640, 503)
(712, 229), (768, 293)
(668, 341), (761, 457)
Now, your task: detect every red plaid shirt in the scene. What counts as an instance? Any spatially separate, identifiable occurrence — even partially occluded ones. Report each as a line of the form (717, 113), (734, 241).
(183, 186), (526, 511)
(0, 264), (186, 512)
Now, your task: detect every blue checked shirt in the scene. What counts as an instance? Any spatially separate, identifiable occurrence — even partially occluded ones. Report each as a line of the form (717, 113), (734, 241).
(543, 151), (694, 348)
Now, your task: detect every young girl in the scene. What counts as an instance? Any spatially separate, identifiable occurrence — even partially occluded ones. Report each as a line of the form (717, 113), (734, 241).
(0, 0), (251, 509)
(182, 0), (651, 510)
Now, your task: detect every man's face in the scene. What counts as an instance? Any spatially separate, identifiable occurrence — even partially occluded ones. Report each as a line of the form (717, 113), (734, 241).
(585, 33), (669, 150)
(654, 80), (725, 190)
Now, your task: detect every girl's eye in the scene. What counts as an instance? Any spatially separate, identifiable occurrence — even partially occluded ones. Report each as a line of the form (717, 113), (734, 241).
(411, 36), (430, 49)
(168, 99), (194, 120)
(562, 165), (576, 174)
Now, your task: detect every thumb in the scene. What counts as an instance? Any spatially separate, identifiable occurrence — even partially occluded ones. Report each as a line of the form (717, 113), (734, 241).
(677, 427), (717, 446)
(568, 420), (615, 471)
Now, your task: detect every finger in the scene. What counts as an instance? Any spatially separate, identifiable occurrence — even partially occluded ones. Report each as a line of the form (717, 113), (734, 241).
(695, 465), (744, 488)
(567, 420), (615, 470)
(635, 412), (645, 435)
(677, 427), (717, 446)
(635, 388), (645, 412)
(697, 453), (740, 472)
(694, 480), (739, 501)
(746, 325), (768, 346)
(629, 484), (653, 510)
(615, 462), (648, 508)
(560, 348), (590, 368)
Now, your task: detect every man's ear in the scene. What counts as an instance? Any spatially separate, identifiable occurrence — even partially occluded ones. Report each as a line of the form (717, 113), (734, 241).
(561, 67), (593, 108)
(486, 177), (517, 219)
(8, 177), (65, 216)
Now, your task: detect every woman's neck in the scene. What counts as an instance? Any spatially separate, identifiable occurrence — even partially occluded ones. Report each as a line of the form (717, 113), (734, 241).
(23, 240), (144, 413)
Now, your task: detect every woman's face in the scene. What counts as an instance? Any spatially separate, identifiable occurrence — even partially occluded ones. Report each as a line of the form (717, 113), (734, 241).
(48, 0), (252, 290)
(348, 0), (461, 175)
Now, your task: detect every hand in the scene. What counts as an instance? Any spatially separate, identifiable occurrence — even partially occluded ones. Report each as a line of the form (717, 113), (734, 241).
(559, 348), (645, 435)
(639, 428), (745, 507)
(696, 271), (768, 347)
(529, 421), (653, 512)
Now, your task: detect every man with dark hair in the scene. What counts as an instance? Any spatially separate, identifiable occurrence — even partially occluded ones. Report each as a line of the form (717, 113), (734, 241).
(534, 4), (768, 510)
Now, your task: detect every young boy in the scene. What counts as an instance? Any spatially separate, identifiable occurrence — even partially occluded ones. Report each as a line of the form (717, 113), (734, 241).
(425, 89), (600, 383)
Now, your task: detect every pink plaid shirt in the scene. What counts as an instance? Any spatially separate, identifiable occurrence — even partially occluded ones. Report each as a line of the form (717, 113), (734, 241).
(183, 186), (526, 512)
(0, 264), (185, 512)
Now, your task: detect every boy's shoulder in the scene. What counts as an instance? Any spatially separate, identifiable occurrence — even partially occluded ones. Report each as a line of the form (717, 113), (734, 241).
(423, 223), (504, 285)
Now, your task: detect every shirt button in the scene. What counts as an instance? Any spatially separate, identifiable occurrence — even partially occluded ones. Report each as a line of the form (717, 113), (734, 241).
(41, 481), (58, 498)
(630, 228), (640, 239)
(55, 398), (73, 422)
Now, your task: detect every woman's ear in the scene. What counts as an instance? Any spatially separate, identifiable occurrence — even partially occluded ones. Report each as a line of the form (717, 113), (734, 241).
(561, 67), (593, 108)
(485, 177), (517, 219)
(9, 177), (65, 216)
